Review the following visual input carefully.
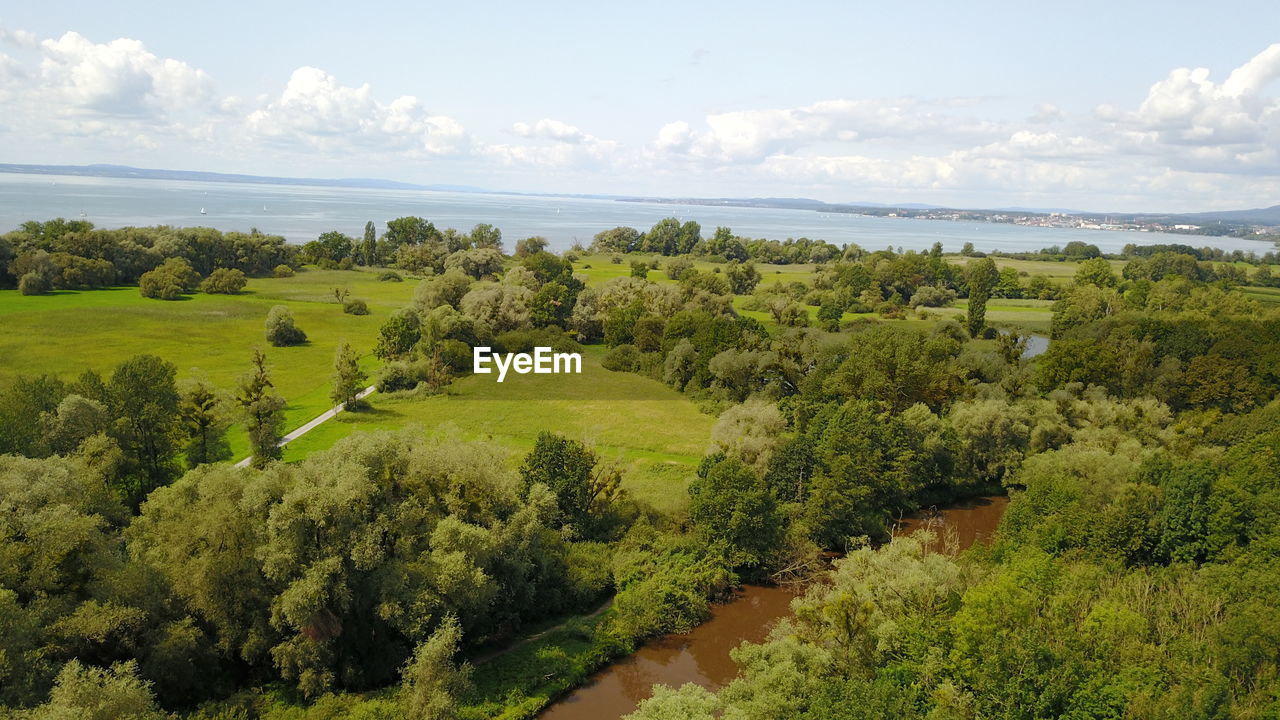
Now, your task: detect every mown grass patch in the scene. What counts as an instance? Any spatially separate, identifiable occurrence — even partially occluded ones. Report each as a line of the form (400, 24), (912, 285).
(281, 346), (712, 513)
(0, 268), (414, 457)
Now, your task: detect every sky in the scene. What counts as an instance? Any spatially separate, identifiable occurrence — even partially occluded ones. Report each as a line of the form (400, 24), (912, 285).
(1, 1), (1279, 212)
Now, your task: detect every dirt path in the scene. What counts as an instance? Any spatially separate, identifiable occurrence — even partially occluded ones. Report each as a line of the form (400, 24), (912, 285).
(234, 385), (376, 468)
(472, 598), (613, 666)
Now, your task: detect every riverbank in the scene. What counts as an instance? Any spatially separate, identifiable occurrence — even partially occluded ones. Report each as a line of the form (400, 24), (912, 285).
(533, 494), (1011, 720)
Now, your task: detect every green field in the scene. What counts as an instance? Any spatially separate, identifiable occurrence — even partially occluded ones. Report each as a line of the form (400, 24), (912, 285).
(570, 252), (820, 288)
(283, 345), (714, 513)
(929, 297), (1055, 334)
(1242, 285), (1280, 304)
(0, 268), (416, 457)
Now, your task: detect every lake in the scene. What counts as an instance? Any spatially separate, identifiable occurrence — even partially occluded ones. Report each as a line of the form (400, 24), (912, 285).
(1, 172), (1271, 255)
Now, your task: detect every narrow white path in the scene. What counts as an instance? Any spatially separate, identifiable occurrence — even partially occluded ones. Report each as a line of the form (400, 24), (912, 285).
(234, 385), (377, 468)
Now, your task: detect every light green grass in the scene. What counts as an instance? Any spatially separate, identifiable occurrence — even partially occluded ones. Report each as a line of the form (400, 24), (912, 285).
(282, 346), (714, 513)
(0, 268), (417, 457)
(1241, 285), (1280, 305)
(945, 255), (1125, 283)
(928, 298), (1055, 334)
(570, 252), (819, 288)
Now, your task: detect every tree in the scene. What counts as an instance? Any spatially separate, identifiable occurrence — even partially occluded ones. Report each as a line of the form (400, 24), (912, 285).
(19, 271), (50, 295)
(330, 342), (368, 411)
(109, 354), (181, 507)
(400, 616), (472, 720)
(138, 257), (200, 300)
(237, 349), (286, 468)
(520, 432), (597, 530)
(1074, 257), (1118, 287)
(374, 307), (422, 359)
(178, 381), (231, 469)
(630, 260), (650, 280)
(515, 236), (549, 257)
(688, 455), (783, 569)
(361, 220), (378, 265)
(965, 257), (998, 338)
(469, 223), (503, 250)
(264, 305), (307, 346)
(30, 661), (165, 720)
(199, 267), (247, 294)
(384, 216), (440, 249)
(725, 260), (762, 294)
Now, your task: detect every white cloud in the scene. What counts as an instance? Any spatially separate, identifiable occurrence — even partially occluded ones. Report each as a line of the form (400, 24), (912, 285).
(653, 98), (1008, 163)
(245, 66), (469, 156)
(512, 118), (587, 143)
(37, 31), (213, 117)
(0, 26), (38, 49)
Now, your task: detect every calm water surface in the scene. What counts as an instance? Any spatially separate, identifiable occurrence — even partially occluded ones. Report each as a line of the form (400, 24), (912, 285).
(3, 172), (1269, 255)
(540, 496), (1009, 720)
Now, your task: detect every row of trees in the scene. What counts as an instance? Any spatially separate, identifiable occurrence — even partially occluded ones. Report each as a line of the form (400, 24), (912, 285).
(1, 220), (294, 293)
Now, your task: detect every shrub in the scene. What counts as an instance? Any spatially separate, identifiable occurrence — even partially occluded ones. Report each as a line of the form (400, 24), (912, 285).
(909, 285), (957, 308)
(376, 361), (421, 393)
(139, 258), (200, 300)
(272, 264), (295, 278)
(200, 268), (247, 294)
(265, 305), (307, 346)
(18, 271), (50, 296)
(343, 298), (370, 315)
(377, 270), (403, 282)
(602, 344), (643, 372)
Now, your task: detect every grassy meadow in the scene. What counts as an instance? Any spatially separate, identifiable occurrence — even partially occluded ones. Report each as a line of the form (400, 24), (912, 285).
(283, 345), (715, 513)
(0, 268), (415, 457)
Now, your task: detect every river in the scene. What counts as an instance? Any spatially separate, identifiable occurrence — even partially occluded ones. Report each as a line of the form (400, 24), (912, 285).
(3, 172), (1267, 255)
(539, 495), (1009, 720)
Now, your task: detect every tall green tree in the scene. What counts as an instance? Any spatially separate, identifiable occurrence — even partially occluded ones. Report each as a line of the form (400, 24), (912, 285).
(178, 381), (231, 469)
(965, 257), (998, 338)
(109, 354), (180, 507)
(330, 342), (368, 410)
(361, 221), (377, 266)
(237, 350), (286, 469)
(688, 455), (783, 569)
(519, 432), (597, 530)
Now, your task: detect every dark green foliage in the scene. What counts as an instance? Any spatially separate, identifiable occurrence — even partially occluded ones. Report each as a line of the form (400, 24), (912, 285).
(236, 349), (285, 469)
(108, 354), (181, 508)
(965, 257), (998, 338)
(342, 297), (369, 315)
(373, 307), (421, 359)
(520, 432), (597, 531)
(688, 455), (784, 570)
(177, 382), (231, 469)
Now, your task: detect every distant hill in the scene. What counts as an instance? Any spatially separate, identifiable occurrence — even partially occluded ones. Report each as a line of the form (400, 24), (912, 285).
(0, 163), (488, 193)
(1178, 205), (1280, 225)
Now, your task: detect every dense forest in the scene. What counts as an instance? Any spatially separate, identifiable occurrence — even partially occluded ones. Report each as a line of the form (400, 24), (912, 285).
(1, 215), (1278, 719)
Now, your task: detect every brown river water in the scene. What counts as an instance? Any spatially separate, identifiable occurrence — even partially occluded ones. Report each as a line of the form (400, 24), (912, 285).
(537, 495), (1009, 720)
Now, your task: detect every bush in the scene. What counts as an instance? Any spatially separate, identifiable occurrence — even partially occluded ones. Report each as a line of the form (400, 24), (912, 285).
(343, 298), (370, 315)
(376, 361), (422, 393)
(272, 264), (295, 278)
(908, 285), (957, 308)
(377, 270), (403, 282)
(602, 344), (643, 372)
(200, 268), (247, 294)
(18, 271), (50, 295)
(139, 258), (200, 300)
(265, 305), (307, 346)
